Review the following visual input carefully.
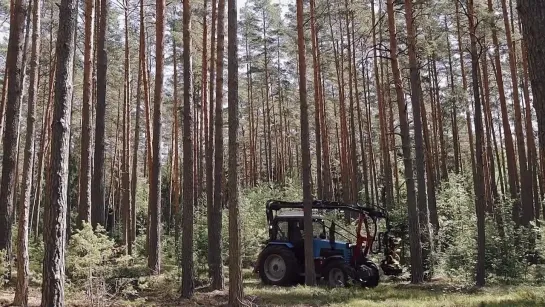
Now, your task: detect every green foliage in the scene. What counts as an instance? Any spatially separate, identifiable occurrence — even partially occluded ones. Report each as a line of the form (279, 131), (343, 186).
(435, 173), (476, 281)
(0, 249), (5, 285)
(66, 223), (115, 282)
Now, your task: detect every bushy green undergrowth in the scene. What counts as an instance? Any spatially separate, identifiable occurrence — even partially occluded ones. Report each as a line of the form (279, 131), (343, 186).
(66, 223), (115, 282)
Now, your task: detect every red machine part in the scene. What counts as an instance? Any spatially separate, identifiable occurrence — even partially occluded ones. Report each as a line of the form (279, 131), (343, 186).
(353, 213), (374, 260)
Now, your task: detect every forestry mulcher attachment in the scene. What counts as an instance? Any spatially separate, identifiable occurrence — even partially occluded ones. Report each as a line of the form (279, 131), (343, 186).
(255, 200), (402, 287)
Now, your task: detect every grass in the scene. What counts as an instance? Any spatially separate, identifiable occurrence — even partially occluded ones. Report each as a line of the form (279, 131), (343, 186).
(245, 280), (545, 307)
(2, 271), (545, 306)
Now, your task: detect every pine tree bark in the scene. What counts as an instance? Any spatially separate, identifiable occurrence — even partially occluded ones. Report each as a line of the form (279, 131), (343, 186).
(500, 0), (533, 225)
(206, 0), (217, 286)
(40, 0), (76, 302)
(78, 0), (94, 227)
(91, 0), (108, 228)
(404, 0), (430, 274)
(468, 0), (486, 286)
(386, 0), (423, 283)
(181, 0), (195, 297)
(210, 0), (225, 289)
(487, 0), (519, 208)
(227, 0), (243, 302)
(0, 0), (27, 252)
(518, 1), (545, 199)
(131, 0), (143, 249)
(122, 0), (132, 254)
(296, 0), (316, 286)
(148, 0), (164, 274)
(13, 0), (39, 302)
(309, 0), (322, 199)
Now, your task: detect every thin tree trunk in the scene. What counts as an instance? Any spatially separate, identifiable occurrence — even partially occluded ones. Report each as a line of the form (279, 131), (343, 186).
(211, 0), (225, 289)
(227, 0), (242, 302)
(468, 0), (486, 286)
(148, 0), (164, 274)
(181, 0), (195, 297)
(0, 0), (27, 252)
(13, 0), (39, 301)
(296, 0), (316, 286)
(78, 0), (94, 227)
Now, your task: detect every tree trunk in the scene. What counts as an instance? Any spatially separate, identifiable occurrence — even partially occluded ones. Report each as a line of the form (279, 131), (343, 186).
(309, 0), (322, 199)
(131, 0), (143, 250)
(468, 0), (486, 287)
(227, 0), (243, 302)
(386, 0), (423, 283)
(148, 0), (164, 274)
(40, 0), (76, 302)
(404, 0), (430, 275)
(13, 0), (39, 302)
(181, 0), (195, 297)
(91, 0), (108, 228)
(206, 0), (217, 287)
(500, 0), (533, 225)
(122, 0), (132, 254)
(0, 0), (27, 252)
(518, 1), (545, 203)
(296, 0), (316, 286)
(211, 0), (225, 289)
(78, 0), (94, 227)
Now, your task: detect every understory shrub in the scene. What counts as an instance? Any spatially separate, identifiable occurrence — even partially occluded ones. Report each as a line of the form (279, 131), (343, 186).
(66, 223), (115, 283)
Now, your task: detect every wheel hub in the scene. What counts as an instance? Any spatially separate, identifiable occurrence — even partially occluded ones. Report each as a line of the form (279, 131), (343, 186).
(329, 268), (345, 286)
(264, 254), (286, 282)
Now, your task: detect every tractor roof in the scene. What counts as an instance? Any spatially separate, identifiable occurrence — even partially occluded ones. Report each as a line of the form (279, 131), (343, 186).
(276, 210), (324, 220)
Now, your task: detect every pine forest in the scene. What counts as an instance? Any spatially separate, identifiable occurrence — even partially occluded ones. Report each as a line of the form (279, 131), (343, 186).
(1, 0), (545, 306)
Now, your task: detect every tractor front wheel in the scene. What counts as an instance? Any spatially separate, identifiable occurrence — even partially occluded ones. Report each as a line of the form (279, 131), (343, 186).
(258, 245), (298, 286)
(324, 260), (354, 287)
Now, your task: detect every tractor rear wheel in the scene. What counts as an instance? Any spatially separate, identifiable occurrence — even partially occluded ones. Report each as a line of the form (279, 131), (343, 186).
(258, 245), (298, 286)
(324, 260), (354, 287)
(359, 261), (380, 288)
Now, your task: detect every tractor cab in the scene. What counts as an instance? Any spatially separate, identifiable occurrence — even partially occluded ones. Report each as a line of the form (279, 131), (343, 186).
(256, 200), (402, 287)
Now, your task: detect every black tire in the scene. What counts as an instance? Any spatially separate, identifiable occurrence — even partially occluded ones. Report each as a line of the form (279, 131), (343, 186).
(258, 245), (298, 286)
(324, 259), (354, 287)
(360, 261), (380, 288)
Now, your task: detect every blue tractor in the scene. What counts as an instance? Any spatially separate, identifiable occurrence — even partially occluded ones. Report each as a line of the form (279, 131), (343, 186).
(255, 200), (402, 287)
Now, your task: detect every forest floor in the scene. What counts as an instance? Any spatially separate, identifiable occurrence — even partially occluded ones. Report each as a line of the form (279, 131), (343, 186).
(2, 276), (545, 306)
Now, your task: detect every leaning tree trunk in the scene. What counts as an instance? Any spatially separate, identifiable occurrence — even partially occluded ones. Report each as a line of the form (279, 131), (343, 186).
(40, 0), (77, 303)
